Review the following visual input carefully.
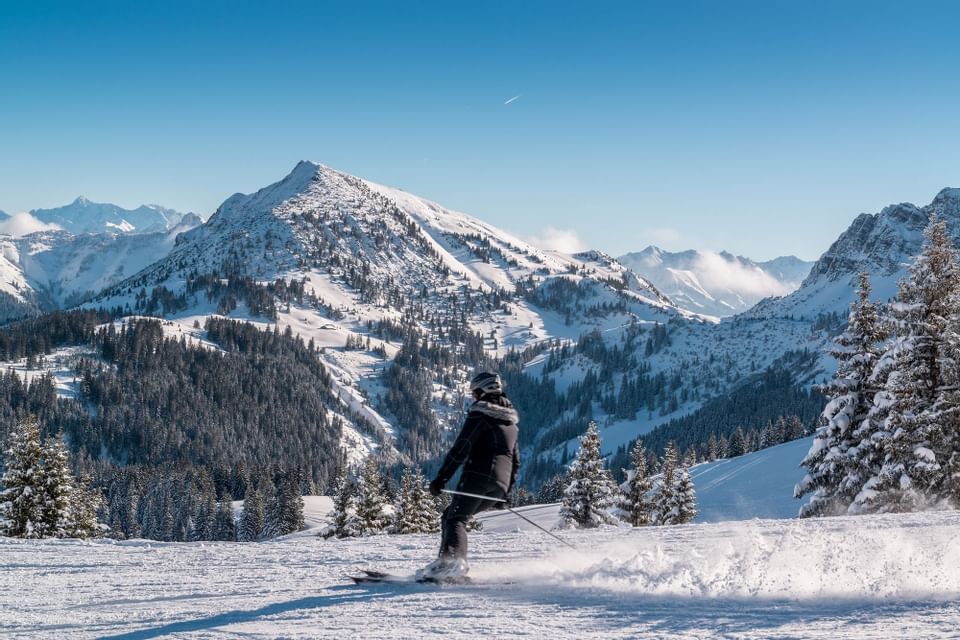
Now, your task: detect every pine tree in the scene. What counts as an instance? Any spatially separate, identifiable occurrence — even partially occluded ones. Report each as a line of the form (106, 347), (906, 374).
(535, 473), (568, 504)
(214, 495), (237, 541)
(706, 434), (719, 461)
(869, 215), (960, 511)
(355, 458), (391, 535)
(393, 467), (415, 534)
(0, 416), (47, 538)
(671, 467), (698, 524)
(797, 272), (887, 517)
(328, 472), (358, 538)
(264, 476), (304, 537)
(38, 436), (74, 538)
(68, 474), (104, 539)
(619, 439), (654, 527)
(238, 487), (265, 542)
(729, 427), (748, 457)
(654, 441), (679, 525)
(560, 421), (619, 528)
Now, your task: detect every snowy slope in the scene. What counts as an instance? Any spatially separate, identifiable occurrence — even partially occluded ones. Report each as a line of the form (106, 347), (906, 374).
(30, 196), (197, 235)
(0, 217), (202, 315)
(618, 246), (812, 317)
(5, 509), (960, 638)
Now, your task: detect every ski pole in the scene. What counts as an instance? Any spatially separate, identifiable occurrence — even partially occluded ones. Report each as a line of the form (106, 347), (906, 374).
(442, 489), (576, 550)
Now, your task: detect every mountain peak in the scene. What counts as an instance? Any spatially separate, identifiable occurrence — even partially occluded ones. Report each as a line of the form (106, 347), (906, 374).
(73, 195), (90, 206)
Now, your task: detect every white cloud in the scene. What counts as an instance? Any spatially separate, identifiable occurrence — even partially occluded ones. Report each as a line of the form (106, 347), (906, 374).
(525, 227), (588, 254)
(0, 212), (61, 237)
(692, 251), (791, 298)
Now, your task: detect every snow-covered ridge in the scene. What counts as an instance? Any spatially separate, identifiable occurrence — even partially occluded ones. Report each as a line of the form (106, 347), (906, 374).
(748, 186), (960, 320)
(29, 196), (199, 235)
(618, 246), (813, 317)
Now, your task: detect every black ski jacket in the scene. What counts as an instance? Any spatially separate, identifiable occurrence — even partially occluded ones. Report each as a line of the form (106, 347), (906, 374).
(436, 393), (520, 495)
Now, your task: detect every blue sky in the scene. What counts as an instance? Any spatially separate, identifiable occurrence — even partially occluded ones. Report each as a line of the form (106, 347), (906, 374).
(2, 0), (959, 260)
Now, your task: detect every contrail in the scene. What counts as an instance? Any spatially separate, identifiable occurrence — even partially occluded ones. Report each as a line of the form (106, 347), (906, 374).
(504, 95), (520, 105)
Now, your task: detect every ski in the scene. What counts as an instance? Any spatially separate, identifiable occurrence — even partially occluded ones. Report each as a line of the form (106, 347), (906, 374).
(348, 569), (471, 585)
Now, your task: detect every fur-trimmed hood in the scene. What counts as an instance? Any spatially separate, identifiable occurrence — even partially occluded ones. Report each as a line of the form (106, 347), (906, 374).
(469, 398), (519, 425)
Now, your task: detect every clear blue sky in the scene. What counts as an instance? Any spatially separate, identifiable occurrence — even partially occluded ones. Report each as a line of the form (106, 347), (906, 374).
(2, 0), (959, 260)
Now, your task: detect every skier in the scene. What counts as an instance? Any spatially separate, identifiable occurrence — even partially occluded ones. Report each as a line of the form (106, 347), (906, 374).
(417, 371), (520, 581)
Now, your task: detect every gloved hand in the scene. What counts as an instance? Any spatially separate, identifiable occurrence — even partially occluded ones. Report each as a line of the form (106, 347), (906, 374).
(429, 478), (444, 497)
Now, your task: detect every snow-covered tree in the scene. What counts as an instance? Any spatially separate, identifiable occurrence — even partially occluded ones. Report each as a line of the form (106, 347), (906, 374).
(68, 474), (104, 539)
(619, 439), (654, 527)
(560, 421), (619, 528)
(867, 215), (960, 511)
(671, 467), (698, 524)
(38, 436), (75, 538)
(797, 272), (887, 517)
(653, 441), (678, 525)
(729, 427), (748, 457)
(328, 472), (358, 538)
(0, 416), (48, 538)
(535, 473), (568, 503)
(263, 476), (304, 538)
(214, 495), (236, 541)
(354, 458), (391, 535)
(394, 467), (439, 534)
(238, 487), (265, 542)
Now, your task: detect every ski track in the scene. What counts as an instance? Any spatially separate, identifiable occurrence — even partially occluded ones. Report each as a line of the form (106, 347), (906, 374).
(4, 511), (960, 639)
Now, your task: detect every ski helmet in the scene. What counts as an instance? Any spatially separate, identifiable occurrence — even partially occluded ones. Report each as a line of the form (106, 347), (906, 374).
(469, 371), (502, 395)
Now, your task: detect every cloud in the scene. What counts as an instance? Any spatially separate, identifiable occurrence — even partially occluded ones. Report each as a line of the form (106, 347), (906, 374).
(525, 227), (588, 254)
(504, 95), (520, 105)
(0, 212), (61, 237)
(692, 251), (792, 298)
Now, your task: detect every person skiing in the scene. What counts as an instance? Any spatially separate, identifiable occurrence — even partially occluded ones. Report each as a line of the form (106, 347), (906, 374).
(417, 371), (520, 581)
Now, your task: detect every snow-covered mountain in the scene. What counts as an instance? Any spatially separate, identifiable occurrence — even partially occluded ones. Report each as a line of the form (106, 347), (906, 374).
(0, 216), (203, 321)
(30, 196), (199, 235)
(750, 187), (960, 321)
(618, 246), (813, 317)
(88, 160), (696, 465)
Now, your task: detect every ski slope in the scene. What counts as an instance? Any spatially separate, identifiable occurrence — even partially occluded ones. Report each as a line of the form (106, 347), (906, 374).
(4, 509), (960, 639)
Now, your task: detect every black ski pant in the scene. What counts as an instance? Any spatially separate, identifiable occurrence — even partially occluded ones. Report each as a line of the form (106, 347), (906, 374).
(439, 487), (505, 559)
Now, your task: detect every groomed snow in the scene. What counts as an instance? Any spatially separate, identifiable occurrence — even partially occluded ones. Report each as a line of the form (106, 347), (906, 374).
(4, 510), (960, 639)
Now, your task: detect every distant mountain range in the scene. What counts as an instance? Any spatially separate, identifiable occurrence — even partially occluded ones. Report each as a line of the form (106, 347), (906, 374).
(27, 196), (202, 235)
(0, 198), (203, 321)
(618, 247), (813, 317)
(2, 160), (959, 493)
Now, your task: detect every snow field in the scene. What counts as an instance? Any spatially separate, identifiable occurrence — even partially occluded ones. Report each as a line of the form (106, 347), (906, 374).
(4, 511), (960, 638)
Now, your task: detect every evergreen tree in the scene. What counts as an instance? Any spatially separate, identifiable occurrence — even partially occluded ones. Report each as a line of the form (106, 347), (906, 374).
(706, 434), (719, 461)
(869, 215), (960, 511)
(214, 495), (237, 541)
(797, 272), (887, 517)
(238, 487), (265, 542)
(560, 421), (619, 528)
(654, 441), (679, 525)
(355, 458), (391, 535)
(394, 467), (439, 534)
(0, 416), (46, 538)
(619, 439), (654, 527)
(328, 472), (359, 538)
(671, 467), (698, 524)
(38, 436), (74, 538)
(68, 474), (104, 539)
(535, 473), (567, 504)
(729, 427), (748, 457)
